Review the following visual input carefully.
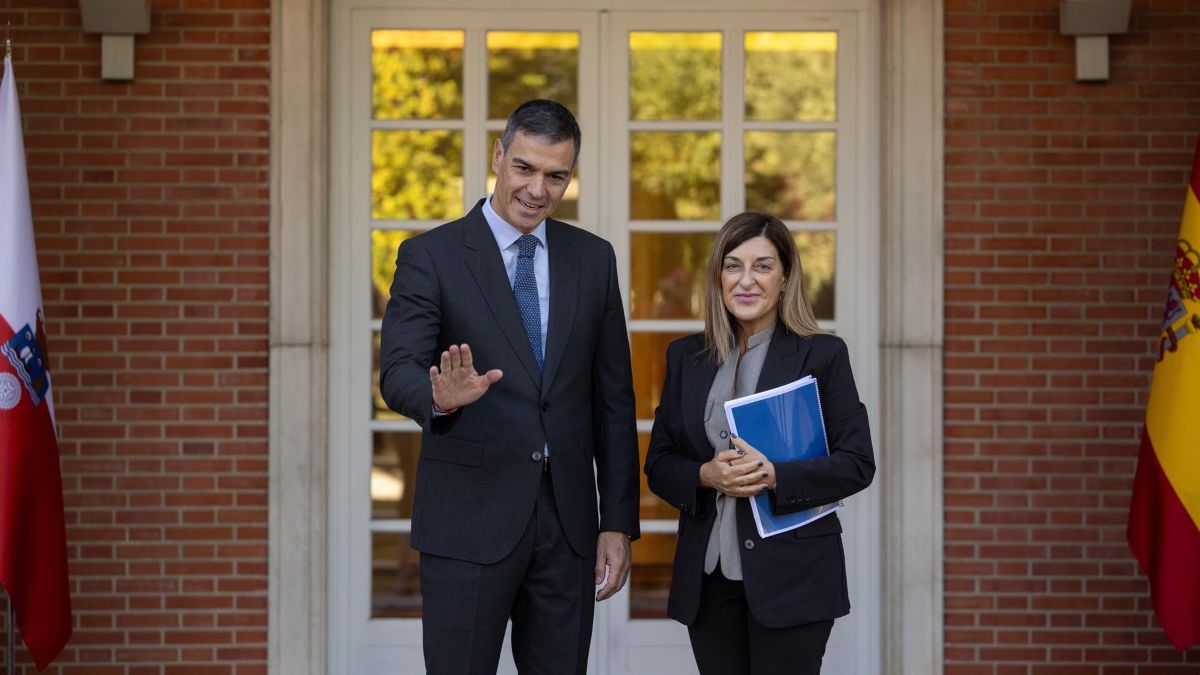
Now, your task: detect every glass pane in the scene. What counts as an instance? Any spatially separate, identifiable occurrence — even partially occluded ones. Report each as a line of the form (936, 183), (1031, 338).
(638, 432), (682, 520)
(372, 531), (421, 618)
(371, 229), (417, 320)
(744, 32), (837, 122)
(629, 32), (721, 121)
(630, 533), (676, 619)
(372, 30), (464, 120)
(744, 131), (835, 221)
(373, 432), (420, 519)
(487, 32), (579, 119)
(631, 331), (690, 420)
(630, 232), (714, 320)
(630, 131), (720, 221)
(373, 331), (406, 422)
(794, 231), (836, 321)
(487, 130), (579, 221)
(373, 130), (464, 221)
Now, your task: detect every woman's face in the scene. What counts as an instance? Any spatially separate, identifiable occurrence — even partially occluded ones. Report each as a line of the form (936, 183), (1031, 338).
(720, 235), (786, 338)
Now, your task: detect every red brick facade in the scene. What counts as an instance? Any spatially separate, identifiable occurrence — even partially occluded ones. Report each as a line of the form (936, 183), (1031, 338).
(4, 0), (270, 671)
(944, 0), (1200, 671)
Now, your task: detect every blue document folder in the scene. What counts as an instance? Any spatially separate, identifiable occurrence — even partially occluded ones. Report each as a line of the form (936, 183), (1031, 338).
(724, 375), (841, 538)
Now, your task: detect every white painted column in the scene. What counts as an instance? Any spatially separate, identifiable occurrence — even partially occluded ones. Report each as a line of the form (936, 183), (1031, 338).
(269, 0), (329, 673)
(881, 0), (944, 673)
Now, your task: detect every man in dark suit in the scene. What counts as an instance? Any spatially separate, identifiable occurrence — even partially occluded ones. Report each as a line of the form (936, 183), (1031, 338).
(379, 99), (641, 674)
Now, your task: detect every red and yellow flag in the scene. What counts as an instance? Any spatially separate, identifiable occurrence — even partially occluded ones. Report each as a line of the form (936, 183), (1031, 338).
(1127, 139), (1200, 652)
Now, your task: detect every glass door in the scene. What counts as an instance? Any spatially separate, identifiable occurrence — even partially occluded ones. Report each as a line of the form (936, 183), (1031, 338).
(336, 9), (600, 673)
(601, 11), (875, 675)
(331, 5), (878, 674)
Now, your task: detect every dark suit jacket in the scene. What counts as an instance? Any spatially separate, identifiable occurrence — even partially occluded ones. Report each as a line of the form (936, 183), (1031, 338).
(644, 325), (875, 628)
(379, 200), (640, 564)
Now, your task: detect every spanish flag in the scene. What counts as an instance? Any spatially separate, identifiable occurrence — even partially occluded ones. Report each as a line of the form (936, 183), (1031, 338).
(1127, 140), (1200, 652)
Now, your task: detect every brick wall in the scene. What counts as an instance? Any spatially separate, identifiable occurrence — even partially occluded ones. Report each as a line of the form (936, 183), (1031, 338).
(944, 0), (1200, 671)
(3, 0), (270, 671)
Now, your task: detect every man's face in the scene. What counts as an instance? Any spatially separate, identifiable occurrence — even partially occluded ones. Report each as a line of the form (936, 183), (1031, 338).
(490, 131), (575, 233)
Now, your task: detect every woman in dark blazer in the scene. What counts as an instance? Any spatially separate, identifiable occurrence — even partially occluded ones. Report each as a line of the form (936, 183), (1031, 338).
(644, 212), (875, 674)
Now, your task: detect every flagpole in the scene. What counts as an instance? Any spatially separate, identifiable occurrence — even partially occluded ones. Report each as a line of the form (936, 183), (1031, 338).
(4, 10), (16, 674)
(4, 9), (19, 671)
(4, 0), (11, 60)
(4, 589), (13, 675)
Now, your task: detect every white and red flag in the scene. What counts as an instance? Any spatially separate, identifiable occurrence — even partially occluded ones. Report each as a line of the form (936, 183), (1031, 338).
(0, 55), (73, 669)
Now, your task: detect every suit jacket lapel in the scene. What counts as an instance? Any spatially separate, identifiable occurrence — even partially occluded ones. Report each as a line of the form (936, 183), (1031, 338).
(754, 323), (813, 393)
(680, 342), (718, 460)
(461, 202), (543, 388)
(540, 220), (576, 391)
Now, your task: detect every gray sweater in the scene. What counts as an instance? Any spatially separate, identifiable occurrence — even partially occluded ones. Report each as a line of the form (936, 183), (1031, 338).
(702, 321), (775, 579)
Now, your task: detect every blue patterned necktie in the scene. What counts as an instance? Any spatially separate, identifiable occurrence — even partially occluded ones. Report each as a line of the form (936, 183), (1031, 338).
(513, 234), (543, 372)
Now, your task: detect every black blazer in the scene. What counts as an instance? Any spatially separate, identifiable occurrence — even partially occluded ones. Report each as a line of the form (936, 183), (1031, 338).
(379, 200), (641, 563)
(644, 325), (875, 628)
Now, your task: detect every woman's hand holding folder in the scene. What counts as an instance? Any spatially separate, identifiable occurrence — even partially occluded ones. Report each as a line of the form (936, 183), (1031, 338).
(698, 444), (774, 497)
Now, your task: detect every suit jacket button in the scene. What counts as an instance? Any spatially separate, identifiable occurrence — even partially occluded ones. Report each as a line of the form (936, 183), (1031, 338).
(541, 401), (550, 412)
(743, 539), (755, 550)
(531, 451), (543, 462)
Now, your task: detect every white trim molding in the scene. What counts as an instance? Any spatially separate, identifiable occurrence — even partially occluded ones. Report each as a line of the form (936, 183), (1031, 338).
(269, 0), (329, 674)
(881, 0), (944, 673)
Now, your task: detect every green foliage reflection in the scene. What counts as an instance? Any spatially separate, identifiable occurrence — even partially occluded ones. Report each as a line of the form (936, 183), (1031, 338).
(371, 229), (416, 319)
(372, 130), (464, 221)
(631, 131), (720, 220)
(745, 131), (835, 221)
(793, 230), (836, 321)
(372, 30), (464, 120)
(744, 32), (837, 121)
(488, 32), (579, 119)
(629, 32), (721, 121)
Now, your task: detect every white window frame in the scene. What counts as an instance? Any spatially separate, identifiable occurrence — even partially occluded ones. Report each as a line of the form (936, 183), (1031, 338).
(268, 0), (944, 673)
(600, 10), (879, 674)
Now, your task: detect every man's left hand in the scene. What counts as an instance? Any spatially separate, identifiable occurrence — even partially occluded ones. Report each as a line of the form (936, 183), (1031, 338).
(594, 531), (631, 601)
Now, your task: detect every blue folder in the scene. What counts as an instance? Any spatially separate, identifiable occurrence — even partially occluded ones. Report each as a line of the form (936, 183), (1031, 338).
(724, 375), (841, 538)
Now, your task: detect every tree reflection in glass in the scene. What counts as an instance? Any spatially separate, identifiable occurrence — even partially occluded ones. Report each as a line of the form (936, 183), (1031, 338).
(744, 31), (837, 122)
(372, 30), (465, 120)
(793, 230), (836, 321)
(745, 131), (835, 221)
(372, 130), (464, 221)
(630, 232), (715, 320)
(629, 32), (721, 121)
(371, 229), (416, 320)
(630, 131), (720, 220)
(487, 32), (579, 120)
(631, 331), (690, 420)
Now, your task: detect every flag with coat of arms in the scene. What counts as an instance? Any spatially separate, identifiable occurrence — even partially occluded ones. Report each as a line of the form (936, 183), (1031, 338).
(1127, 138), (1200, 652)
(0, 54), (73, 670)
